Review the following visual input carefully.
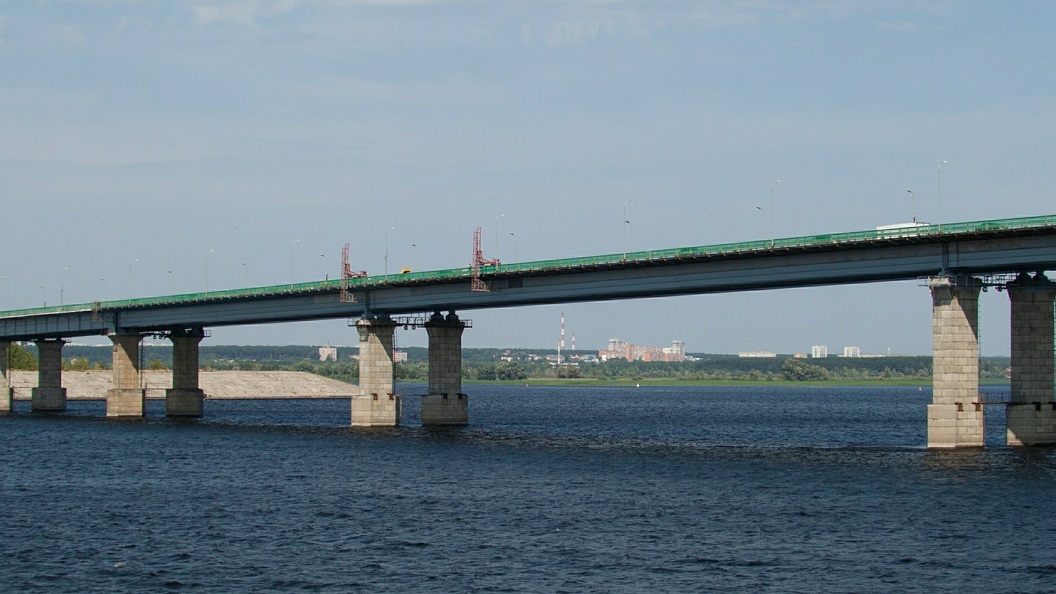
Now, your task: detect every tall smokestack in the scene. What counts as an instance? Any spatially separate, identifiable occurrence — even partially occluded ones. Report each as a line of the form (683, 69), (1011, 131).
(559, 312), (565, 365)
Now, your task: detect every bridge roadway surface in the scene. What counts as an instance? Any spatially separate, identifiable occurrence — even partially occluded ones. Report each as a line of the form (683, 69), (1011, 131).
(3, 214), (1056, 341)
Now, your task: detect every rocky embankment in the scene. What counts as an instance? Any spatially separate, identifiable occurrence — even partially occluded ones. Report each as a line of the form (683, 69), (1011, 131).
(9, 370), (359, 400)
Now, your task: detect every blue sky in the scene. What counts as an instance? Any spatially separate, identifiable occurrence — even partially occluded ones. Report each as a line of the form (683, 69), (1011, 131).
(1, 1), (1054, 354)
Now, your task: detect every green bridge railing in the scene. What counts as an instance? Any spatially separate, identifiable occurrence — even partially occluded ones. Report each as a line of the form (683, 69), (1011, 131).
(2, 214), (1054, 319)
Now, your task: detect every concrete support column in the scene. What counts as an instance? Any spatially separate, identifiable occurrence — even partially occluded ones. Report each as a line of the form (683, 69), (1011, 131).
(0, 341), (11, 413)
(166, 329), (205, 417)
(1006, 273), (1056, 446)
(352, 316), (400, 426)
(32, 339), (66, 412)
(928, 277), (984, 448)
(107, 334), (146, 417)
(422, 312), (468, 426)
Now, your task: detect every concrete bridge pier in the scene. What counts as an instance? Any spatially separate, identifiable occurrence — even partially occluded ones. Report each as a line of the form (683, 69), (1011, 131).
(166, 328), (205, 417)
(422, 312), (468, 426)
(32, 339), (66, 412)
(1006, 273), (1056, 446)
(107, 334), (146, 417)
(352, 316), (400, 426)
(928, 277), (984, 448)
(0, 341), (10, 413)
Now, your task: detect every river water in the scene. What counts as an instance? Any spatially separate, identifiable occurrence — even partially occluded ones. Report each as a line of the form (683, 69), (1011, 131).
(1, 384), (1054, 593)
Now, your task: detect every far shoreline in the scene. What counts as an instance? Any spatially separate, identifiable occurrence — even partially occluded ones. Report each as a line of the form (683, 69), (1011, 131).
(453, 378), (1012, 388)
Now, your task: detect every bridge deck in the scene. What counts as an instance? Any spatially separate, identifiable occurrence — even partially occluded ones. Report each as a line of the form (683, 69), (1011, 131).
(2, 214), (1055, 321)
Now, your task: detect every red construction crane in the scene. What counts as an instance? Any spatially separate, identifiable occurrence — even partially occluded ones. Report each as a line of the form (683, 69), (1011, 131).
(471, 227), (499, 292)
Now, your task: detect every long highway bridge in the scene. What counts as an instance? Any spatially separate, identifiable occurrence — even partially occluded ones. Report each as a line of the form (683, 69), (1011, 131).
(2, 214), (1055, 448)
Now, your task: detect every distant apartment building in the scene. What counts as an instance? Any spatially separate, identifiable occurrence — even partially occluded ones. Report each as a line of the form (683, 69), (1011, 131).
(349, 350), (407, 363)
(739, 351), (777, 358)
(841, 346), (861, 358)
(599, 339), (686, 363)
(811, 345), (828, 359)
(319, 344), (338, 362)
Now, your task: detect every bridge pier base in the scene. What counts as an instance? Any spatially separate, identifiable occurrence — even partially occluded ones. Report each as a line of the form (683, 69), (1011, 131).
(422, 312), (468, 426)
(166, 329), (204, 417)
(927, 277), (984, 448)
(352, 317), (400, 426)
(1006, 274), (1056, 446)
(32, 339), (66, 412)
(107, 334), (146, 417)
(0, 341), (10, 413)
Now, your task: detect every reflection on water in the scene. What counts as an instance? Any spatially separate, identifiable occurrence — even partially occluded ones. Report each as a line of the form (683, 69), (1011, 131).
(1, 384), (1053, 593)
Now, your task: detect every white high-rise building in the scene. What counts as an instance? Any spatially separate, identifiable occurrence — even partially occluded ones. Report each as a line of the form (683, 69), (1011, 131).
(811, 345), (828, 359)
(842, 346), (861, 358)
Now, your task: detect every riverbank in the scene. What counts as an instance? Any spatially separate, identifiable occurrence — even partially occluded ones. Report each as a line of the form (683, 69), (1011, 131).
(464, 377), (1012, 388)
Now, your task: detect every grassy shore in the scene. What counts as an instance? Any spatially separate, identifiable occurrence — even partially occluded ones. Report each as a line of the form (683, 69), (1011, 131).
(463, 377), (1012, 388)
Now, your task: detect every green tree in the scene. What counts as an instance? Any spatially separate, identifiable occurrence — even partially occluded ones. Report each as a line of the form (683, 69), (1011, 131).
(495, 361), (528, 381)
(556, 365), (580, 379)
(7, 343), (38, 370)
(781, 358), (829, 381)
(65, 357), (90, 371)
(149, 359), (168, 371)
(475, 362), (497, 381)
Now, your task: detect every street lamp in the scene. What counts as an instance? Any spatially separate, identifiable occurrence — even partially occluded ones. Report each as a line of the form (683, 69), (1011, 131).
(60, 267), (68, 308)
(509, 232), (517, 264)
(770, 180), (780, 248)
(623, 199), (632, 257)
(937, 160), (948, 232)
(495, 214), (505, 260)
(625, 219), (634, 254)
(39, 285), (46, 307)
(320, 254), (328, 281)
(241, 262), (248, 288)
(129, 258), (138, 304)
(291, 239), (300, 289)
(168, 270), (175, 294)
(384, 227), (394, 279)
(755, 205), (766, 241)
(411, 243), (420, 271)
(205, 249), (214, 292)
(100, 278), (107, 301)
(905, 189), (917, 224)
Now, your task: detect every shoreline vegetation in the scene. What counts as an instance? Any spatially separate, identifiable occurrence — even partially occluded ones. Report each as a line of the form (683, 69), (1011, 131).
(7, 344), (1015, 388)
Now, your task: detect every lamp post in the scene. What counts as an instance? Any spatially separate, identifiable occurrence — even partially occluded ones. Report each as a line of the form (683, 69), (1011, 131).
(509, 232), (517, 264)
(384, 227), (394, 279)
(205, 249), (214, 292)
(770, 180), (780, 248)
(129, 259), (137, 304)
(291, 239), (300, 289)
(60, 267), (68, 308)
(39, 285), (46, 307)
(320, 254), (328, 281)
(168, 270), (175, 293)
(625, 219), (634, 254)
(411, 243), (420, 271)
(937, 160), (948, 233)
(905, 189), (916, 223)
(494, 214), (505, 260)
(623, 199), (632, 258)
(100, 278), (107, 301)
(241, 262), (248, 288)
(755, 205), (766, 240)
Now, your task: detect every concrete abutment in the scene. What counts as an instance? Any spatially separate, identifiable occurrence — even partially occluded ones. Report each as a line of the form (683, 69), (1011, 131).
(0, 341), (10, 413)
(167, 329), (205, 417)
(422, 312), (468, 426)
(1006, 274), (1056, 446)
(107, 334), (146, 417)
(928, 277), (984, 448)
(352, 317), (400, 426)
(32, 339), (66, 412)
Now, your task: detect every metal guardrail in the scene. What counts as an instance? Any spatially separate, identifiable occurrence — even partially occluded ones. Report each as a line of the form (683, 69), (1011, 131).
(2, 214), (1055, 320)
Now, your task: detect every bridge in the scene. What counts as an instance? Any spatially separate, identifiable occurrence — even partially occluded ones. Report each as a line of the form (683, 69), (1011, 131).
(2, 214), (1055, 448)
